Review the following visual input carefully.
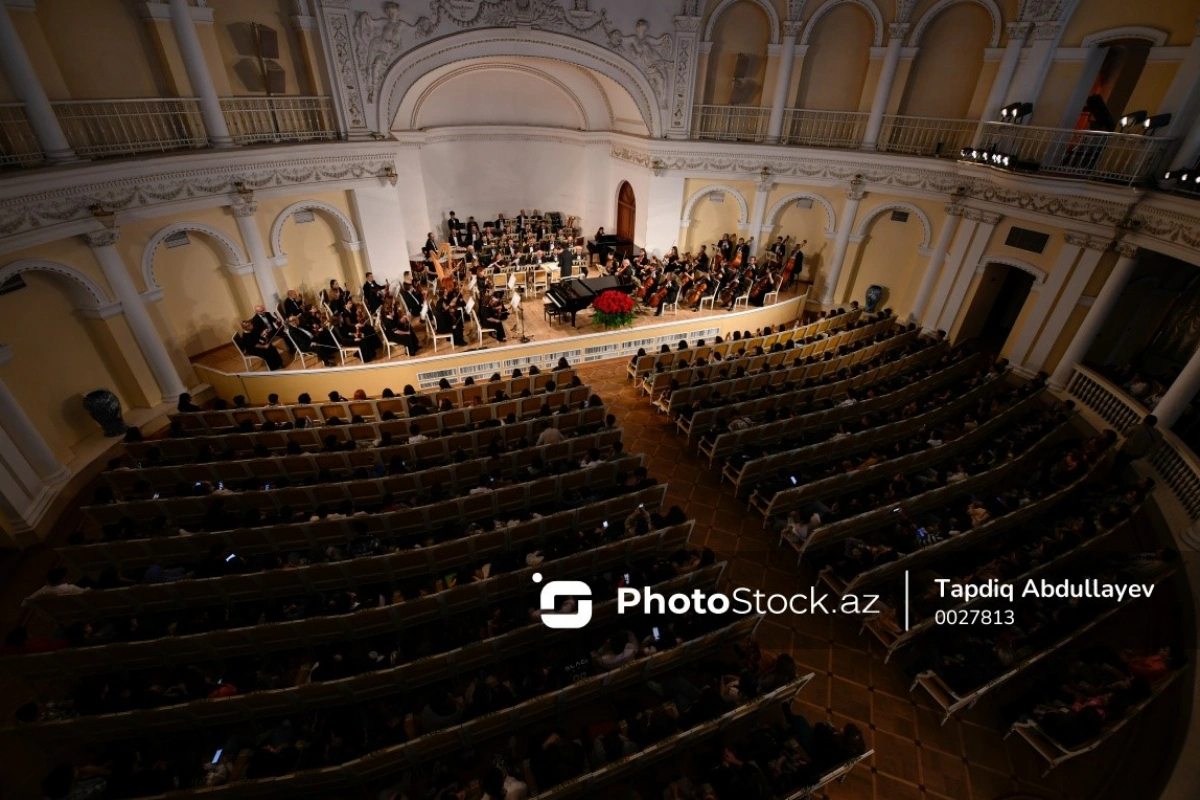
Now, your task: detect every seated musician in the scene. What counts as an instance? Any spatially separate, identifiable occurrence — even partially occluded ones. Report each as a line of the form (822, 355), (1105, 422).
(398, 276), (424, 317)
(654, 274), (680, 317)
(311, 319), (340, 366)
(422, 232), (437, 257)
(696, 244), (710, 274)
(282, 289), (305, 320)
(478, 295), (508, 343)
(382, 305), (420, 356)
(718, 234), (733, 262)
(285, 315), (316, 357)
(434, 295), (467, 347)
(235, 320), (283, 370)
(249, 304), (280, 337)
(448, 229), (465, 248)
(336, 312), (378, 363)
(324, 280), (347, 315)
(463, 245), (480, 268)
(363, 272), (385, 315)
(615, 257), (635, 284)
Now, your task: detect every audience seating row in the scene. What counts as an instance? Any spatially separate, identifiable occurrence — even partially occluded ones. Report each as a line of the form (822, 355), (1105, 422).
(170, 370), (576, 434)
(719, 354), (993, 487)
(127, 404), (608, 468)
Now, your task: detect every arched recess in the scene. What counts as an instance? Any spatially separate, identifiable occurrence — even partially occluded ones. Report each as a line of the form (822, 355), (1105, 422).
(765, 193), (838, 237)
(379, 28), (662, 137)
(406, 62), (591, 130)
(908, 0), (1002, 48)
(898, 1), (995, 118)
(703, 1), (773, 105)
(1080, 27), (1168, 48)
(794, 0), (876, 110)
(270, 201), (363, 267)
(801, 0), (884, 47)
(836, 203), (929, 311)
(0, 259), (119, 315)
(853, 202), (932, 250)
(681, 186), (750, 226)
(703, 0), (780, 44)
(141, 222), (251, 299)
(974, 255), (1047, 285)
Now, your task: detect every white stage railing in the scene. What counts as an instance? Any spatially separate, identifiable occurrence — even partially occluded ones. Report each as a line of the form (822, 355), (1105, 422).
(878, 115), (975, 158)
(220, 96), (338, 144)
(780, 109), (868, 148)
(1064, 364), (1200, 521)
(979, 122), (1172, 184)
(52, 97), (207, 157)
(0, 103), (42, 167)
(691, 104), (771, 142)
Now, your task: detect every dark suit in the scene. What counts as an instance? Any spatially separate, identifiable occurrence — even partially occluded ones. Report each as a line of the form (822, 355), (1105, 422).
(282, 297), (304, 319)
(557, 248), (573, 279)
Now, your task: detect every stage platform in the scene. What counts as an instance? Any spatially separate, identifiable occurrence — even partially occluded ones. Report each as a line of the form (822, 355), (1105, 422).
(192, 287), (810, 404)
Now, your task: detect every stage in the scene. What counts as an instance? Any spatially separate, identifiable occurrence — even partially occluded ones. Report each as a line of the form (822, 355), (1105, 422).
(191, 288), (810, 403)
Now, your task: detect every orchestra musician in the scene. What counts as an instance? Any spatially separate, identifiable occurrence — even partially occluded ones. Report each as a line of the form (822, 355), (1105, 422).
(434, 293), (467, 347)
(477, 294), (508, 343)
(282, 289), (305, 320)
(785, 240), (807, 288)
(769, 236), (787, 262)
(236, 319), (284, 370)
(324, 279), (347, 315)
(448, 229), (465, 248)
(363, 272), (386, 315)
(284, 315), (318, 361)
(381, 303), (420, 356)
(717, 234), (733, 262)
(398, 277), (424, 317)
(556, 244), (573, 279)
(653, 273), (680, 317)
(447, 211), (462, 235)
(696, 244), (710, 274)
(422, 232), (437, 257)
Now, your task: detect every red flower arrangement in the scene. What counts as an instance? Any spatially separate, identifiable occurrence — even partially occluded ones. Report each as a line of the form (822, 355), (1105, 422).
(592, 289), (636, 329)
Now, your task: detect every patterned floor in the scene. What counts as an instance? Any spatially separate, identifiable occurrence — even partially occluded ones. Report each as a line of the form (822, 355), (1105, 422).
(574, 358), (1185, 800)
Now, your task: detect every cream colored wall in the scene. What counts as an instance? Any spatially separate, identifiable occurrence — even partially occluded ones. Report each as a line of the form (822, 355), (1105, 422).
(209, 0), (312, 96)
(899, 3), (993, 118)
(8, 8), (69, 99)
(837, 210), (926, 313)
(761, 187), (839, 285)
(1033, 61), (1085, 127)
(793, 4), (874, 111)
(35, 0), (166, 99)
(257, 190), (364, 299)
(704, 1), (772, 106)
(1061, 0), (1200, 47)
(685, 193), (743, 252)
(0, 275), (139, 460)
(1126, 62), (1179, 118)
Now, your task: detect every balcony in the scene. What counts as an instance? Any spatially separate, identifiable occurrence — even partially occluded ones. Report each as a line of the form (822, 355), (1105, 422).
(0, 96), (338, 169)
(692, 105), (1170, 185)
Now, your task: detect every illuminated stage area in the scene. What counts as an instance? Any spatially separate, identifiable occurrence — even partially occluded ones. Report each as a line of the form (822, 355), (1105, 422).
(192, 291), (808, 402)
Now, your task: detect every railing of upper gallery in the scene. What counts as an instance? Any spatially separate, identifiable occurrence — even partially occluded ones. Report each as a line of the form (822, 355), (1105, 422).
(978, 122), (1174, 186)
(1064, 364), (1200, 522)
(0, 96), (338, 168)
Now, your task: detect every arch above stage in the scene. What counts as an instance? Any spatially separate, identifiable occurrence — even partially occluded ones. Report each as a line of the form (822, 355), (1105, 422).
(681, 185), (750, 225)
(0, 258), (120, 316)
(377, 28), (664, 138)
(854, 201), (933, 249)
(764, 192), (838, 236)
(141, 222), (252, 300)
(269, 201), (363, 268)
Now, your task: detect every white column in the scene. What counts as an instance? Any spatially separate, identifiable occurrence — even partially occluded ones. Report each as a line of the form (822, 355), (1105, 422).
(167, 0), (232, 147)
(84, 229), (188, 402)
(1025, 243), (1106, 373)
(1163, 18), (1200, 155)
(923, 217), (977, 331)
(0, 346), (68, 484)
(862, 24), (909, 150)
(229, 202), (280, 307)
(747, 177), (772, 252)
(644, 174), (687, 254)
(350, 183), (411, 285)
(936, 209), (1000, 334)
(909, 204), (963, 323)
(1154, 345), (1200, 428)
(1004, 22), (1061, 111)
(678, 220), (693, 253)
(822, 178), (865, 305)
(974, 23), (1030, 146)
(766, 23), (801, 143)
(0, 4), (77, 162)
(1050, 242), (1140, 388)
(668, 14), (702, 139)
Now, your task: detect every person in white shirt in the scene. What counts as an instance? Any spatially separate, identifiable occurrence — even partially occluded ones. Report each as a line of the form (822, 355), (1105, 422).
(536, 421), (565, 446)
(596, 630), (640, 670)
(481, 767), (529, 800)
(406, 421), (429, 444)
(24, 568), (88, 603)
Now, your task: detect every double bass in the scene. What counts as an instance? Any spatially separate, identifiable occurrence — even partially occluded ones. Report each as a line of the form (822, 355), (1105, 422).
(781, 239), (807, 288)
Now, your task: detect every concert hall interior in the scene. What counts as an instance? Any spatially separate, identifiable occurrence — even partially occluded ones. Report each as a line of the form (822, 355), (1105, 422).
(4, 1), (1200, 799)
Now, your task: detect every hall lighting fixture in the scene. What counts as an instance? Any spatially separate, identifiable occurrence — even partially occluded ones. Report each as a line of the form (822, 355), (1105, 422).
(1000, 102), (1033, 122)
(1144, 112), (1172, 134)
(1119, 110), (1148, 129)
(958, 147), (1011, 168)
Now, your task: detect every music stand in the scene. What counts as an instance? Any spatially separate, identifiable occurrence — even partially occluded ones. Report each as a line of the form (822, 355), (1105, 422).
(510, 291), (531, 343)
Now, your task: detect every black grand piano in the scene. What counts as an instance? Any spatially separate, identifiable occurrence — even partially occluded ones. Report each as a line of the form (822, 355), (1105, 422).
(587, 234), (635, 265)
(545, 275), (633, 327)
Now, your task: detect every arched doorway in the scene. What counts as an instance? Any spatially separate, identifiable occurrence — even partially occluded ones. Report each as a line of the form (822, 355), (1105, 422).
(958, 262), (1035, 352)
(616, 182), (636, 243)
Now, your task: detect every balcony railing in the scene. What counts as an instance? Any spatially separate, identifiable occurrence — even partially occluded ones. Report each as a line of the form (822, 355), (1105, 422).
(877, 115), (976, 158)
(0, 104), (42, 168)
(691, 105), (770, 142)
(52, 98), (208, 157)
(979, 122), (1171, 185)
(220, 96), (338, 145)
(780, 109), (868, 149)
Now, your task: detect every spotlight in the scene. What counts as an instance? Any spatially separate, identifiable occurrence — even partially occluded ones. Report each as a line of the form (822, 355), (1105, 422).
(960, 147), (970, 158)
(1182, 172), (1191, 182)
(1164, 171), (1173, 180)
(1144, 113), (1172, 133)
(1014, 102), (1033, 121)
(1002, 155), (1011, 166)
(1120, 110), (1147, 129)
(1000, 102), (1020, 119)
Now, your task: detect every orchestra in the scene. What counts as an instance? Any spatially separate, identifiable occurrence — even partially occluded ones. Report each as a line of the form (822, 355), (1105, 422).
(228, 215), (805, 371)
